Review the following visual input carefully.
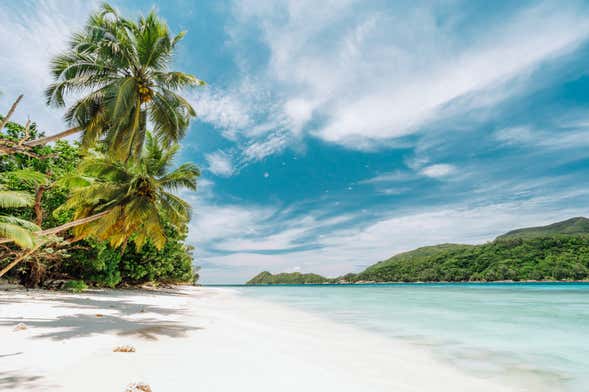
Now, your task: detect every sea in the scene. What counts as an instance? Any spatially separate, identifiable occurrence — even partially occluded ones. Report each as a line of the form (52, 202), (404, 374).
(229, 282), (589, 391)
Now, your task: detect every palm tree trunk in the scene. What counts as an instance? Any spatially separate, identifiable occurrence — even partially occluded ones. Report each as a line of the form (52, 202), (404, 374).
(34, 185), (47, 227)
(34, 210), (111, 237)
(0, 210), (111, 245)
(24, 126), (82, 147)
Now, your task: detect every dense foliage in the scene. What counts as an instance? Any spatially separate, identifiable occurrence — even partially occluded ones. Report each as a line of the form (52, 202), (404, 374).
(355, 236), (589, 282)
(0, 120), (198, 287)
(0, 119), (78, 233)
(496, 217), (589, 240)
(59, 133), (198, 251)
(0, 3), (202, 288)
(247, 271), (332, 285)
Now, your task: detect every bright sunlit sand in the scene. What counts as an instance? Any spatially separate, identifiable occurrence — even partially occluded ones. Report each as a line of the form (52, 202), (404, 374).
(0, 287), (514, 392)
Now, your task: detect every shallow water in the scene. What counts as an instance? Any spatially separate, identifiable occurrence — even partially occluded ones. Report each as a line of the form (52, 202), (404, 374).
(235, 283), (589, 391)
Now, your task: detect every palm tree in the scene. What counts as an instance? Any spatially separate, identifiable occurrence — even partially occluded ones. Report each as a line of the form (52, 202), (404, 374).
(57, 133), (199, 251)
(43, 3), (204, 160)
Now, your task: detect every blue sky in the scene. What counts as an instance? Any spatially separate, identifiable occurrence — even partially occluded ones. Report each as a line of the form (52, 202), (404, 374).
(2, 1), (589, 283)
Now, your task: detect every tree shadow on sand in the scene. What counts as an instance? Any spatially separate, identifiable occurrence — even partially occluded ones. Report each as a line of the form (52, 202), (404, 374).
(45, 295), (182, 317)
(0, 291), (203, 341)
(0, 371), (47, 390)
(0, 314), (202, 341)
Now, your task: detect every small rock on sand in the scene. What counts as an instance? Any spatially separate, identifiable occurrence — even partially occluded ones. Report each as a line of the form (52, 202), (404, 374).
(13, 323), (27, 331)
(125, 382), (152, 392)
(113, 345), (136, 353)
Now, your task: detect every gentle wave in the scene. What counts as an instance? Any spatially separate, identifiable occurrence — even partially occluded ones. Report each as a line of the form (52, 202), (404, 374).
(236, 283), (589, 391)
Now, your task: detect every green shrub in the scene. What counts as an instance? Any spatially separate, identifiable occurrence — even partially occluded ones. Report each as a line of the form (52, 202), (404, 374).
(63, 280), (88, 293)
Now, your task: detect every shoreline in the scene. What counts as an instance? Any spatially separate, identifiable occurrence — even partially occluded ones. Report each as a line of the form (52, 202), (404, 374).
(0, 286), (515, 391)
(236, 280), (589, 286)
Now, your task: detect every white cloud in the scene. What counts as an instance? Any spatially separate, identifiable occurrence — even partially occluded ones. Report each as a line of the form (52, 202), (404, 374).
(188, 203), (274, 245)
(284, 98), (315, 134)
(420, 164), (456, 178)
(0, 1), (97, 132)
(359, 170), (413, 184)
(205, 151), (235, 177)
(242, 132), (290, 161)
(190, 81), (296, 171)
(224, 0), (589, 151)
(494, 126), (535, 145)
(494, 122), (589, 154)
(216, 226), (307, 252)
(189, 87), (252, 139)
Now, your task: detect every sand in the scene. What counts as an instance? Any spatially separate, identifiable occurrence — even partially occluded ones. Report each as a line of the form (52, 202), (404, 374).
(0, 286), (515, 391)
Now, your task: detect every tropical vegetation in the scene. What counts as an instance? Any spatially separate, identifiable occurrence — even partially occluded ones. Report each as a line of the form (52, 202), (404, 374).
(0, 3), (202, 288)
(43, 3), (204, 160)
(247, 271), (332, 285)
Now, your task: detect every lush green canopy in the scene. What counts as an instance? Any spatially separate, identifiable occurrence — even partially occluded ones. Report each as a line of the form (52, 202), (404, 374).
(0, 3), (201, 288)
(59, 133), (199, 251)
(46, 3), (204, 161)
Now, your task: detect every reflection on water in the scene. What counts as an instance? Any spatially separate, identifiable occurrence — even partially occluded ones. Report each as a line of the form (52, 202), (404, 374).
(239, 283), (589, 392)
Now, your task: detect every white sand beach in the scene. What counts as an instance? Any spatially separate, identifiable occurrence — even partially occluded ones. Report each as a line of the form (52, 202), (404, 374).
(0, 287), (514, 392)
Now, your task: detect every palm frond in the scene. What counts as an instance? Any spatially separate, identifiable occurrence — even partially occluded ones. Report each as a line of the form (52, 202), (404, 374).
(153, 71), (205, 90)
(158, 163), (199, 191)
(1, 169), (49, 187)
(0, 191), (34, 208)
(0, 219), (36, 248)
(158, 191), (192, 224)
(0, 215), (41, 231)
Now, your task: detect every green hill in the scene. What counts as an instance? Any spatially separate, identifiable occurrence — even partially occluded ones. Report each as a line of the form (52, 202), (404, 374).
(496, 217), (589, 240)
(247, 271), (332, 285)
(353, 217), (589, 282)
(354, 236), (589, 282)
(362, 243), (473, 273)
(246, 217), (589, 284)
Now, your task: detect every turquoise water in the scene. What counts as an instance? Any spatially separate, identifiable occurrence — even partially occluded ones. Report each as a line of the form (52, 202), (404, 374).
(235, 283), (589, 391)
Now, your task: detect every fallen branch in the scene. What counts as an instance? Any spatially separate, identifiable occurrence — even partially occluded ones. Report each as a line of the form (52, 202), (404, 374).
(0, 244), (43, 278)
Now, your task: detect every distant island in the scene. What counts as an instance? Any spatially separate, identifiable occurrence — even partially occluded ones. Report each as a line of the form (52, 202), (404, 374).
(247, 217), (589, 284)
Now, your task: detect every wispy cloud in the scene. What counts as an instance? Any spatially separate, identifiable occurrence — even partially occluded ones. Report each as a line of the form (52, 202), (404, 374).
(420, 164), (456, 178)
(220, 0), (589, 154)
(205, 151), (235, 177)
(0, 1), (97, 132)
(495, 123), (589, 151)
(358, 170), (413, 184)
(189, 86), (252, 140)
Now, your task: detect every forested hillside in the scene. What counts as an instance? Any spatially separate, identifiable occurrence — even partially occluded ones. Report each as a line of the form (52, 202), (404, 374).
(247, 218), (589, 284)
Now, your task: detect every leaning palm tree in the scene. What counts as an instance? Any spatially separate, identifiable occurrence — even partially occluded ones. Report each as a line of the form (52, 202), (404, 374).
(57, 133), (199, 251)
(43, 3), (204, 160)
